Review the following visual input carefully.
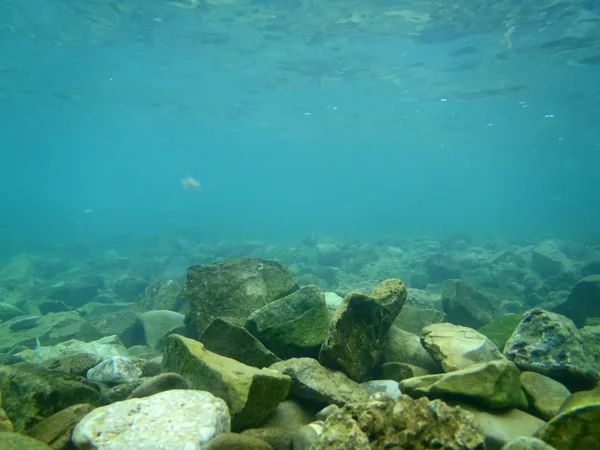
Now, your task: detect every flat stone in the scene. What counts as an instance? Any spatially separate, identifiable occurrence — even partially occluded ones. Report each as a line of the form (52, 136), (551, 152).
(72, 390), (230, 450)
(421, 322), (506, 372)
(520, 371), (571, 421)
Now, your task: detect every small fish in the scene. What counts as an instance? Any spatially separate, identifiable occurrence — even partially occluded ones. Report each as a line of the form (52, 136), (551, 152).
(181, 176), (200, 190)
(83, 209), (93, 214)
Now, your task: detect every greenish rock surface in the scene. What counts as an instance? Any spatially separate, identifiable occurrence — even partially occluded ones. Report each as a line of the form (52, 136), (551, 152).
(184, 258), (297, 337)
(0, 364), (103, 432)
(501, 437), (556, 450)
(162, 334), (291, 431)
(200, 318), (280, 368)
(269, 357), (367, 407)
(138, 278), (185, 312)
(520, 371), (571, 421)
(478, 314), (524, 351)
(392, 304), (446, 335)
(379, 362), (430, 381)
(28, 403), (95, 450)
(421, 322), (506, 372)
(312, 395), (485, 449)
(504, 309), (599, 391)
(382, 325), (439, 372)
(441, 279), (497, 329)
(0, 302), (25, 322)
(246, 285), (331, 359)
(400, 359), (528, 410)
(536, 387), (600, 450)
(553, 275), (600, 327)
(318, 279), (407, 382)
(138, 310), (185, 349)
(0, 432), (52, 449)
(203, 433), (273, 450)
(458, 403), (547, 450)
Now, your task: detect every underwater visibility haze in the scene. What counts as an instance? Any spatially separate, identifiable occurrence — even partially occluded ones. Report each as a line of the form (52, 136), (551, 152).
(1, 1), (600, 449)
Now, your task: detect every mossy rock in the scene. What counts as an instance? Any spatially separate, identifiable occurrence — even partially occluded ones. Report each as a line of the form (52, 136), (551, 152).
(478, 313), (523, 351)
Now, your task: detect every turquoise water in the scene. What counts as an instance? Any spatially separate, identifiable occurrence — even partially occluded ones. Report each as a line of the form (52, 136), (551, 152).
(1, 0), (599, 251)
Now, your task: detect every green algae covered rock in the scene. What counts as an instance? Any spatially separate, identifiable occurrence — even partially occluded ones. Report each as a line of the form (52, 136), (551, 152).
(162, 334), (291, 431)
(0, 432), (52, 450)
(478, 313), (524, 351)
(0, 364), (103, 433)
(400, 359), (528, 410)
(184, 258), (297, 337)
(311, 395), (485, 449)
(536, 387), (600, 449)
(319, 279), (407, 382)
(246, 285), (331, 359)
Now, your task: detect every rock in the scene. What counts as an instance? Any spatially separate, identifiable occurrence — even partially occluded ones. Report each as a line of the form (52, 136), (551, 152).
(519, 372), (571, 421)
(72, 390), (230, 450)
(531, 241), (576, 278)
(260, 399), (314, 430)
(8, 315), (39, 331)
(312, 395), (484, 449)
(478, 314), (524, 351)
(400, 359), (528, 410)
(0, 389), (13, 433)
(536, 387), (600, 449)
(426, 253), (461, 283)
(421, 322), (506, 372)
(138, 278), (185, 312)
(382, 325), (439, 372)
(43, 353), (104, 377)
(0, 432), (52, 450)
(246, 285), (331, 359)
(316, 405), (340, 421)
(293, 423), (323, 450)
(504, 309), (599, 391)
(393, 304), (446, 335)
(319, 279), (407, 382)
(459, 403), (547, 450)
(113, 274), (149, 301)
(16, 335), (129, 365)
(162, 334), (291, 431)
(87, 356), (142, 384)
(203, 433), (273, 449)
(138, 310), (185, 349)
(47, 276), (105, 308)
(28, 403), (95, 450)
(361, 380), (402, 400)
(200, 318), (280, 368)
(185, 258), (297, 337)
(269, 357), (367, 407)
(240, 428), (294, 450)
(324, 292), (343, 311)
(0, 363), (102, 432)
(501, 437), (556, 450)
(379, 362), (430, 381)
(0, 302), (24, 322)
(127, 372), (189, 399)
(553, 275), (600, 327)
(441, 280), (497, 329)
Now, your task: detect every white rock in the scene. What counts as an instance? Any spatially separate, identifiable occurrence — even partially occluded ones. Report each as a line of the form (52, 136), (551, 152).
(324, 292), (343, 311)
(72, 390), (230, 450)
(87, 356), (142, 384)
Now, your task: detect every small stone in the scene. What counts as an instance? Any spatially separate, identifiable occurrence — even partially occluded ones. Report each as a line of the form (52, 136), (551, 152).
(9, 316), (39, 331)
(87, 356), (142, 384)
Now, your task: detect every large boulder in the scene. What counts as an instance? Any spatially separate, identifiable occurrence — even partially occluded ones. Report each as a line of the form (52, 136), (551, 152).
(162, 334), (291, 431)
(504, 309), (599, 391)
(319, 279), (407, 382)
(441, 280), (497, 329)
(246, 285), (331, 359)
(184, 259), (297, 337)
(553, 275), (600, 327)
(519, 371), (570, 421)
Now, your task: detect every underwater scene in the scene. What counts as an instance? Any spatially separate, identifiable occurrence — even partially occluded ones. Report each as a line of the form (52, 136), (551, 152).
(1, 0), (600, 448)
